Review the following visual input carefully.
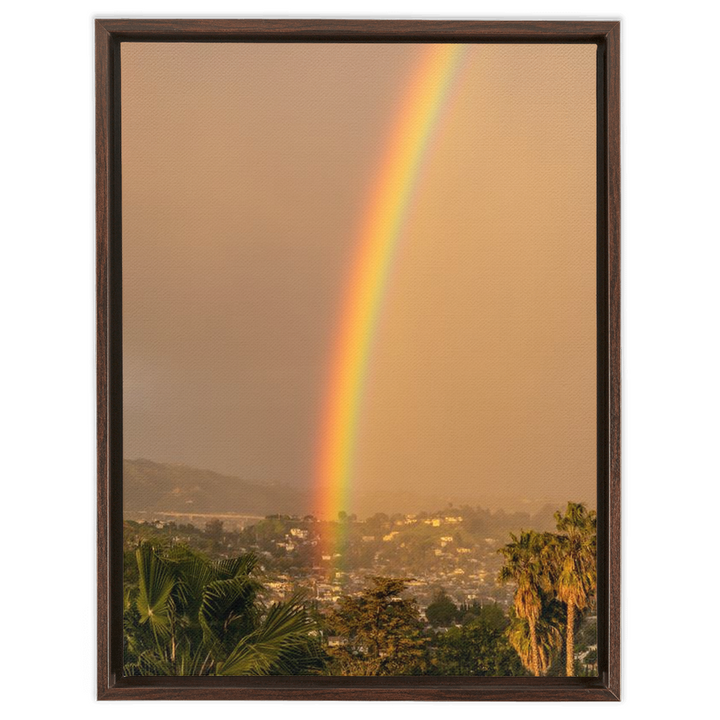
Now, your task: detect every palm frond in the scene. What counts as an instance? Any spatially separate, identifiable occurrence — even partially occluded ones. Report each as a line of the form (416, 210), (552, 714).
(212, 553), (259, 581)
(124, 648), (175, 676)
(198, 575), (260, 655)
(507, 607), (562, 675)
(216, 597), (315, 676)
(171, 551), (213, 619)
(135, 543), (176, 639)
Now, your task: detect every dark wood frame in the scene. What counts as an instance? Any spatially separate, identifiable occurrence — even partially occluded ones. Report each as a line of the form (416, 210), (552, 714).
(96, 18), (620, 701)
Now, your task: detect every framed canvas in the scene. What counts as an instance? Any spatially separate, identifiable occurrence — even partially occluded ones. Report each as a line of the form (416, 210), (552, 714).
(96, 19), (620, 700)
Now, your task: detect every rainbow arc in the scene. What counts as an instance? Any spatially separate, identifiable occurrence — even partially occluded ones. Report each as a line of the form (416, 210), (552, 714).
(313, 44), (469, 565)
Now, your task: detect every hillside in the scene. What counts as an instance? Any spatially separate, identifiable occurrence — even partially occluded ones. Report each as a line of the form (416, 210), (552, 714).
(123, 459), (310, 516)
(124, 459), (590, 521)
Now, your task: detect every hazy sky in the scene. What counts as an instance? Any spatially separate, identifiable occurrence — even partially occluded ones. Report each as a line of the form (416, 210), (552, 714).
(121, 42), (596, 512)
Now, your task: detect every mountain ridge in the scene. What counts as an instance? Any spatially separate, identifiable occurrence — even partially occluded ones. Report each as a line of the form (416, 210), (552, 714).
(123, 458), (310, 516)
(123, 458), (588, 521)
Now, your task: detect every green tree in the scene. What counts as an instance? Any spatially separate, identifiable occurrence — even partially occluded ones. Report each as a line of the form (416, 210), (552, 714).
(433, 605), (525, 676)
(425, 589), (459, 627)
(124, 543), (322, 675)
(325, 577), (427, 675)
(552, 502), (597, 676)
(471, 602), (507, 630)
(498, 530), (554, 676)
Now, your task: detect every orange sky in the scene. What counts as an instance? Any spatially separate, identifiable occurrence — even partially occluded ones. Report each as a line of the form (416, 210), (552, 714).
(121, 42), (596, 514)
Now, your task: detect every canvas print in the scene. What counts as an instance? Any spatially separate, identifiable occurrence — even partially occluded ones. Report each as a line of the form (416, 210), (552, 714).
(121, 42), (598, 678)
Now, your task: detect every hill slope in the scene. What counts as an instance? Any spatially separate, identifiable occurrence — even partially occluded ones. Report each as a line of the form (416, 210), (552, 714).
(123, 459), (309, 516)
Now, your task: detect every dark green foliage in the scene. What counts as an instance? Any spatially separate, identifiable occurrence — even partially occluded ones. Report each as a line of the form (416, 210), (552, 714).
(123, 543), (323, 676)
(425, 589), (459, 627)
(123, 500), (596, 677)
(324, 577), (428, 675)
(432, 608), (526, 676)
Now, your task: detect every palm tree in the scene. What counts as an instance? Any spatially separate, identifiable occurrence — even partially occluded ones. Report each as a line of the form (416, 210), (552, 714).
(124, 543), (321, 675)
(507, 603), (563, 676)
(498, 530), (554, 676)
(553, 502), (597, 677)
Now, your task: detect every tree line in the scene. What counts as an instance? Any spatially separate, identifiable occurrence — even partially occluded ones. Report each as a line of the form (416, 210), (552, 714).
(122, 502), (596, 676)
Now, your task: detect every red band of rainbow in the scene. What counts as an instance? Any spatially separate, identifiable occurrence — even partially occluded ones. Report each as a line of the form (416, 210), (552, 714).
(313, 44), (469, 561)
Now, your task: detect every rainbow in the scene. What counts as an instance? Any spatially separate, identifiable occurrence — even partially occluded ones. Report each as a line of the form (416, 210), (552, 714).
(313, 44), (468, 563)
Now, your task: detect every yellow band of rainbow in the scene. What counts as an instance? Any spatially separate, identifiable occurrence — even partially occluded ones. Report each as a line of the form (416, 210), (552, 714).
(313, 44), (469, 556)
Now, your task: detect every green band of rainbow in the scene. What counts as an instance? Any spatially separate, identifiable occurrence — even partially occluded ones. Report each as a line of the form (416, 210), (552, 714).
(313, 45), (468, 556)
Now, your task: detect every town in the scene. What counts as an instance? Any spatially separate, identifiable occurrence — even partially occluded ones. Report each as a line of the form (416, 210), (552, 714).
(123, 504), (563, 612)
(123, 501), (598, 677)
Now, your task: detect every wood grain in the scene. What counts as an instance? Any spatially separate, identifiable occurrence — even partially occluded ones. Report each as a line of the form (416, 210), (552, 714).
(606, 21), (622, 702)
(96, 18), (621, 701)
(95, 19), (110, 699)
(97, 18), (617, 41)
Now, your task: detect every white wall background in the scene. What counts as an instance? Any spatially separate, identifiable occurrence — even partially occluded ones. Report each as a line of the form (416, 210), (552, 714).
(2, 0), (718, 716)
